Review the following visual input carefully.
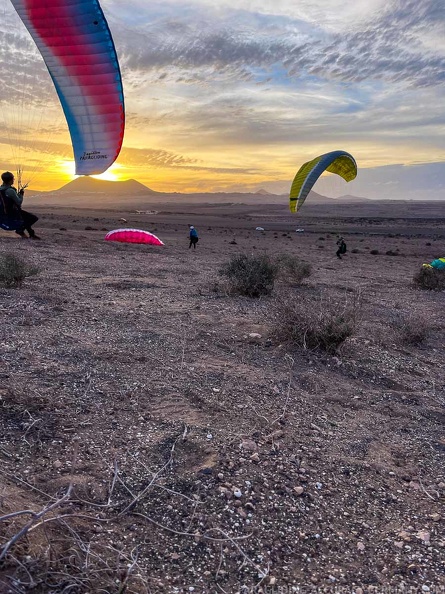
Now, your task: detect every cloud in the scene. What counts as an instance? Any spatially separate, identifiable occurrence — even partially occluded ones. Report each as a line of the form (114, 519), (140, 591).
(109, 0), (445, 89)
(1, 0), (445, 193)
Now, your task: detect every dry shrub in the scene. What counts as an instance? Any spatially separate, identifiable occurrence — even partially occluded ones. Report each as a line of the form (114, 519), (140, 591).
(370, 249), (379, 255)
(0, 252), (38, 287)
(274, 253), (311, 285)
(272, 290), (361, 353)
(219, 253), (278, 297)
(393, 313), (431, 346)
(413, 266), (445, 291)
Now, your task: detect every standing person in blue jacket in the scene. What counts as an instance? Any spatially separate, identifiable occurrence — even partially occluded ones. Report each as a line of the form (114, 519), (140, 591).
(189, 225), (199, 249)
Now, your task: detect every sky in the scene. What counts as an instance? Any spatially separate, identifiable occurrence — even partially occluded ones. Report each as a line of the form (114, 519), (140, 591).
(0, 0), (444, 199)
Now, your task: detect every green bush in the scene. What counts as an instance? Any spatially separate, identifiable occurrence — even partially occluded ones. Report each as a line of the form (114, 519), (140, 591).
(0, 253), (38, 287)
(219, 253), (278, 297)
(413, 266), (445, 291)
(274, 253), (311, 285)
(272, 291), (361, 354)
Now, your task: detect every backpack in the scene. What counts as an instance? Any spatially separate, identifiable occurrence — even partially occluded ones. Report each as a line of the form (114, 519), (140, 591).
(340, 242), (347, 254)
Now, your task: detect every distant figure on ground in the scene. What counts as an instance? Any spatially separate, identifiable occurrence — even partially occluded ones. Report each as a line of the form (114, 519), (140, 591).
(336, 236), (347, 259)
(0, 172), (40, 239)
(189, 225), (199, 249)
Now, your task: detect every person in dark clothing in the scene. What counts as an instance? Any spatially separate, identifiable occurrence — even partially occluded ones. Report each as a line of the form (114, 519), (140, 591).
(0, 171), (40, 239)
(189, 225), (199, 249)
(336, 236), (347, 259)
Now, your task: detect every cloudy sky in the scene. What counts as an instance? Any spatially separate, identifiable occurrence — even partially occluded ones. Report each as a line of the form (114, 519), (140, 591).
(0, 0), (444, 198)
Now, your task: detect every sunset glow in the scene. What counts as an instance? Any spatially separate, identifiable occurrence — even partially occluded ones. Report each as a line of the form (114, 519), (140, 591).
(1, 0), (444, 199)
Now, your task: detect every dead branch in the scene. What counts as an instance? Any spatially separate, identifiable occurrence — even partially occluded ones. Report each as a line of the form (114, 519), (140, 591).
(119, 431), (181, 515)
(133, 511), (251, 542)
(271, 354), (294, 426)
(0, 483), (73, 561)
(0, 510), (37, 522)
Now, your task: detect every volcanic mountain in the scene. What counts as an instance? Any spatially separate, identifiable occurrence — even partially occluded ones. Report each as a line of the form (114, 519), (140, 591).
(55, 177), (159, 195)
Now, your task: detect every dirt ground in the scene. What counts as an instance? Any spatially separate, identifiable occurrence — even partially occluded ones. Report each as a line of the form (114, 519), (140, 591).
(0, 203), (444, 594)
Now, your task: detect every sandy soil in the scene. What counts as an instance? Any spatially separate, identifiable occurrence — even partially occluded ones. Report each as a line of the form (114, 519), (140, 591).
(0, 203), (444, 593)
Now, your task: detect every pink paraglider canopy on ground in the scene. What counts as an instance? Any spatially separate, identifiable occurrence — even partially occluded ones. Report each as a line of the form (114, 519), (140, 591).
(105, 229), (164, 246)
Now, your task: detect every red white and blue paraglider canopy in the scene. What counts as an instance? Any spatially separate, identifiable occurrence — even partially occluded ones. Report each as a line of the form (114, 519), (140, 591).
(10, 0), (125, 177)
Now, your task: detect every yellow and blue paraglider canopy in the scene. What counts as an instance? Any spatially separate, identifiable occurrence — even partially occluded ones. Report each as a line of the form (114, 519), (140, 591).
(423, 257), (445, 270)
(290, 150), (357, 213)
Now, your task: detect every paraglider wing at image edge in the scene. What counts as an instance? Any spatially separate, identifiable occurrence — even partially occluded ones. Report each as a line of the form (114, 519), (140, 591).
(10, 0), (125, 176)
(289, 150), (357, 213)
(423, 258), (445, 270)
(105, 229), (164, 246)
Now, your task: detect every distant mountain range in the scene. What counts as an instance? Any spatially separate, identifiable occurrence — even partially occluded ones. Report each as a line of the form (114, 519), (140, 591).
(26, 177), (369, 208)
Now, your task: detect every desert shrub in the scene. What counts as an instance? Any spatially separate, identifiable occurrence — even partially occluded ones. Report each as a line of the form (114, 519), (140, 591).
(271, 290), (361, 354)
(274, 253), (311, 285)
(351, 249), (360, 254)
(219, 253), (278, 297)
(370, 249), (379, 255)
(413, 266), (445, 291)
(0, 253), (38, 288)
(391, 312), (431, 345)
(386, 250), (398, 256)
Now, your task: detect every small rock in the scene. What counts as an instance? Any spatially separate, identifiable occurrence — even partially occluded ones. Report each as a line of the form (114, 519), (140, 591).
(240, 440), (258, 452)
(416, 530), (431, 545)
(293, 486), (304, 496)
(250, 452), (260, 462)
(53, 460), (62, 469)
(399, 530), (411, 541)
(248, 332), (262, 339)
(357, 542), (365, 552)
(430, 513), (441, 522)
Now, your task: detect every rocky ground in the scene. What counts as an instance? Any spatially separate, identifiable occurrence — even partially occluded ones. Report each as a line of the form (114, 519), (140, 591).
(0, 205), (444, 593)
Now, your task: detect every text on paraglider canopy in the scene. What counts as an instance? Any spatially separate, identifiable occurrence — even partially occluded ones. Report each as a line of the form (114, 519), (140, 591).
(80, 151), (108, 161)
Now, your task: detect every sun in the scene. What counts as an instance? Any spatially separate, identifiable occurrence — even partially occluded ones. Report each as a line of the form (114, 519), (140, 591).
(58, 160), (124, 182)
(91, 163), (123, 182)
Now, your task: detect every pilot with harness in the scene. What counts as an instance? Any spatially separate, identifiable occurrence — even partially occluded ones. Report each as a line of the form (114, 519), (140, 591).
(0, 172), (40, 239)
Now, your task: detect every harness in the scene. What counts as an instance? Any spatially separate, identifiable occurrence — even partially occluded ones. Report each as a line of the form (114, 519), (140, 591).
(0, 189), (25, 232)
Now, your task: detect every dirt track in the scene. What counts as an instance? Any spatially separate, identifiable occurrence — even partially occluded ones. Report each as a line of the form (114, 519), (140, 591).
(0, 205), (444, 593)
